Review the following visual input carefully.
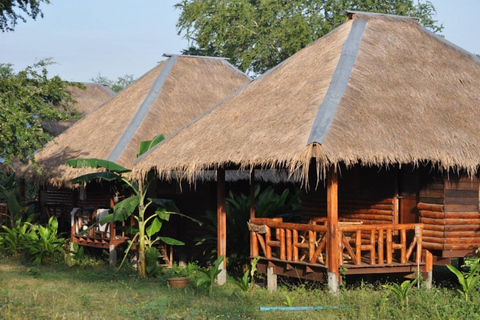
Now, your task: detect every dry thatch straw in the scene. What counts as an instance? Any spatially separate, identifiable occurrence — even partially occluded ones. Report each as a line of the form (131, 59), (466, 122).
(16, 55), (250, 187)
(41, 83), (116, 135)
(133, 11), (480, 185)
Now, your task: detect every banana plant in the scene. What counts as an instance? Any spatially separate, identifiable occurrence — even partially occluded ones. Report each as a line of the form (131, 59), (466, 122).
(447, 263), (480, 301)
(67, 134), (197, 277)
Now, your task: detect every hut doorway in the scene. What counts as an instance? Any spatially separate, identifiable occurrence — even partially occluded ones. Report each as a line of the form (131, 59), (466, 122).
(398, 167), (420, 225)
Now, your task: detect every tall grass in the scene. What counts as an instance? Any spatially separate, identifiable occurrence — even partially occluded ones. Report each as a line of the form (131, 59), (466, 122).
(1, 257), (480, 319)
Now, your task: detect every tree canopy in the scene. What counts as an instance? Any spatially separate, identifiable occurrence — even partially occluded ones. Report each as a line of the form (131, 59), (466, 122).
(176, 0), (443, 75)
(90, 73), (136, 93)
(1, 0), (50, 32)
(0, 59), (80, 167)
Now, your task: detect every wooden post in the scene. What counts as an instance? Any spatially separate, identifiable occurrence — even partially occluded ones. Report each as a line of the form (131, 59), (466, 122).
(327, 166), (339, 292)
(425, 249), (433, 289)
(217, 168), (227, 285)
(19, 178), (26, 202)
(250, 169), (256, 257)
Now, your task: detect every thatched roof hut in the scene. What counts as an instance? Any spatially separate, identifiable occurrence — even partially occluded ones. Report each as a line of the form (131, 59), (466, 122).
(17, 55), (250, 186)
(133, 11), (480, 183)
(41, 83), (116, 135)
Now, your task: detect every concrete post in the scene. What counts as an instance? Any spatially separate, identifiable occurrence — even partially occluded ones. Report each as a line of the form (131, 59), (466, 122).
(216, 261), (227, 285)
(267, 266), (277, 291)
(109, 244), (117, 268)
(328, 272), (339, 293)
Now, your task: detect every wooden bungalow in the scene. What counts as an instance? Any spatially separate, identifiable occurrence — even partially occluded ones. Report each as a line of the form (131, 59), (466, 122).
(15, 55), (251, 264)
(132, 11), (480, 291)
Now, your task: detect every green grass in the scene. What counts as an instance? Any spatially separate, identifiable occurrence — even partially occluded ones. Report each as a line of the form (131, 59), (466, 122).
(1, 257), (480, 319)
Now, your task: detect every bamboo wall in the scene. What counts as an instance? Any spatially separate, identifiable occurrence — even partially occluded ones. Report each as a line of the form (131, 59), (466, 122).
(419, 176), (480, 252)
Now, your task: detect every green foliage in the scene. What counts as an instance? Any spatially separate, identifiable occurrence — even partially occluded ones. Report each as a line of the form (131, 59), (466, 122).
(65, 242), (85, 267)
(236, 256), (259, 294)
(0, 215), (33, 256)
(68, 134), (197, 277)
(0, 215), (66, 264)
(446, 263), (480, 302)
(0, 59), (81, 167)
(26, 267), (41, 277)
(196, 255), (224, 295)
(383, 279), (417, 309)
(90, 73), (136, 93)
(0, 0), (50, 32)
(283, 292), (297, 307)
(0, 170), (21, 226)
(176, 0), (443, 75)
(196, 185), (300, 269)
(22, 216), (66, 265)
(5, 257), (480, 319)
(137, 134), (166, 157)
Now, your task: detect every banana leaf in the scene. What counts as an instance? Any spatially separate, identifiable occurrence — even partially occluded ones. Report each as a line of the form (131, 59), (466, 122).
(70, 171), (120, 184)
(137, 134), (165, 157)
(67, 158), (131, 173)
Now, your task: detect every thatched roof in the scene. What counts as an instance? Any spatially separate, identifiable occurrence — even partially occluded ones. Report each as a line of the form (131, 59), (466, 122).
(41, 83), (116, 135)
(17, 55), (250, 186)
(132, 11), (480, 184)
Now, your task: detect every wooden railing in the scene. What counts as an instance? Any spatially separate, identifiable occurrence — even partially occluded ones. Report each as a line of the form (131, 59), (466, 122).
(249, 218), (424, 268)
(249, 218), (328, 264)
(339, 223), (423, 266)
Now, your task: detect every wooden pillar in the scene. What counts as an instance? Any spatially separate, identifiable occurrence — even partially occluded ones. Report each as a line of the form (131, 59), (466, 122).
(19, 178), (26, 202)
(216, 168), (227, 285)
(327, 166), (339, 292)
(425, 250), (433, 289)
(250, 169), (257, 257)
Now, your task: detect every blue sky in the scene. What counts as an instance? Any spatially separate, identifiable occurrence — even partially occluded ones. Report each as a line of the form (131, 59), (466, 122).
(2, 0), (478, 82)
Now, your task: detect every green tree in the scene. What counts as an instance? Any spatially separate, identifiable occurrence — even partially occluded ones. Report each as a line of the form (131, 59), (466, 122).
(1, 0), (50, 32)
(0, 59), (80, 167)
(90, 73), (136, 93)
(176, 0), (443, 74)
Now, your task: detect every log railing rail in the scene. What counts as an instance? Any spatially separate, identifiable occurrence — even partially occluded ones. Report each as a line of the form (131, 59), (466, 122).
(339, 223), (423, 266)
(249, 217), (424, 268)
(249, 217), (328, 264)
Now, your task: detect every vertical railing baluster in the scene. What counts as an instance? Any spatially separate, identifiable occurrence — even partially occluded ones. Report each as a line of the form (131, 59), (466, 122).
(308, 230), (315, 262)
(286, 229), (292, 261)
(356, 230), (362, 265)
(378, 229), (384, 264)
(293, 229), (298, 262)
(386, 229), (392, 264)
(400, 229), (407, 264)
(370, 229), (376, 265)
(280, 228), (286, 260)
(265, 226), (271, 258)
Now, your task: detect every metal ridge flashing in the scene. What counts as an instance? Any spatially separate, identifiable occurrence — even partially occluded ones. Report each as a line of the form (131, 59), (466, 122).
(162, 53), (229, 60)
(307, 18), (367, 145)
(134, 81), (251, 163)
(107, 55), (178, 162)
(341, 10), (417, 21)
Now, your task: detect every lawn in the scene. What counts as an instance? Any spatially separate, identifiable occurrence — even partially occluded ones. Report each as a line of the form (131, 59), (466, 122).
(1, 257), (480, 319)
